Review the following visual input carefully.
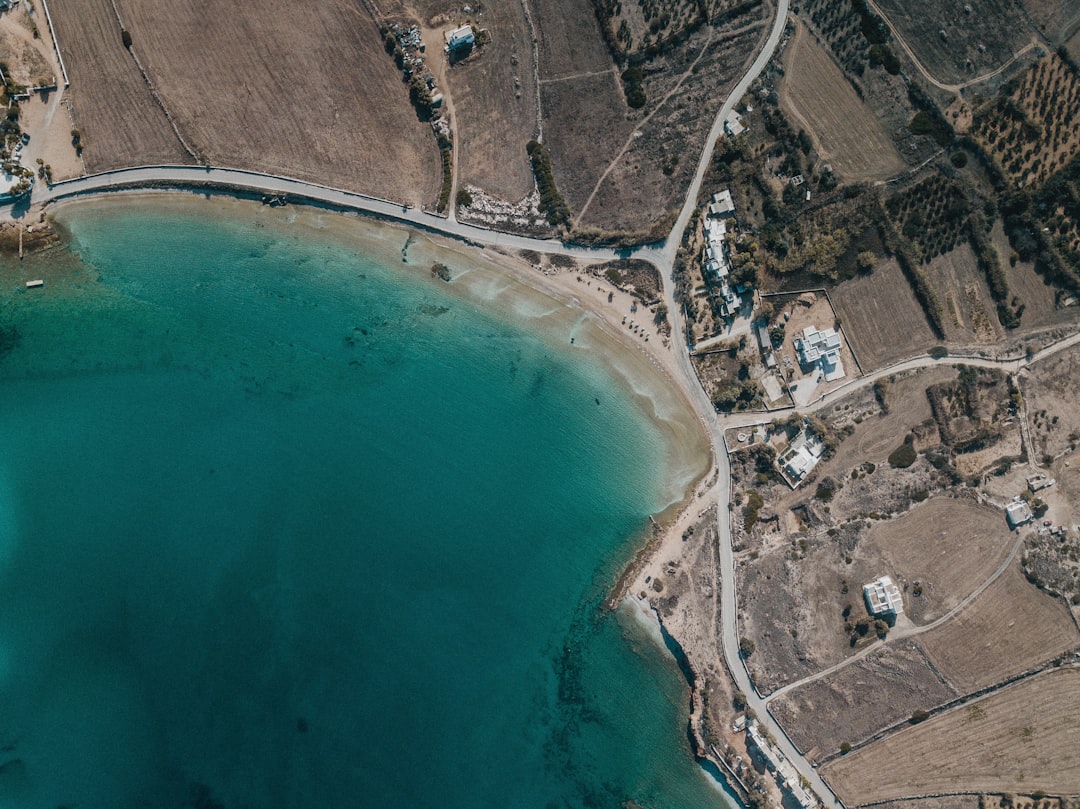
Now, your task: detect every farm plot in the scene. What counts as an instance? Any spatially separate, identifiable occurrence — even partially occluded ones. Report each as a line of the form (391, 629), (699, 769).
(106, 0), (441, 205)
(925, 244), (1004, 344)
(49, 0), (192, 171)
(823, 667), (1080, 802)
(768, 642), (958, 761)
(973, 53), (1080, 189)
(921, 562), (1079, 693)
(779, 21), (904, 181)
(872, 0), (1035, 86)
(442, 0), (538, 202)
(831, 257), (938, 369)
(862, 496), (1017, 624)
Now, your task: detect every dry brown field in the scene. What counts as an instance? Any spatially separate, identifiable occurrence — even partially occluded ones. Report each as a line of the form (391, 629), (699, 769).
(872, 0), (1035, 86)
(571, 20), (765, 234)
(825, 367), (955, 473)
(973, 53), (1080, 189)
(928, 244), (1005, 345)
(870, 798), (980, 809)
(823, 667), (1080, 803)
(54, 0), (441, 205)
(49, 0), (192, 171)
(992, 221), (1075, 330)
(779, 22), (904, 181)
(921, 562), (1080, 693)
(831, 257), (938, 369)
(439, 2), (537, 201)
(0, 11), (55, 87)
(1020, 0), (1080, 42)
(769, 642), (958, 761)
(864, 496), (1017, 623)
(1069, 27), (1080, 63)
(1022, 343), (1080, 459)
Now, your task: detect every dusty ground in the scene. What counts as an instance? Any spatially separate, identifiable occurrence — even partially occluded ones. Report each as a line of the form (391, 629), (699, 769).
(779, 20), (904, 182)
(426, 1), (538, 203)
(862, 496), (1018, 624)
(46, 0), (193, 170)
(1022, 342), (1080, 460)
(928, 243), (1005, 345)
(823, 666), (1080, 803)
(0, 7), (54, 86)
(873, 0), (1035, 86)
(768, 641), (958, 761)
(1020, 0), (1080, 42)
(920, 561), (1080, 693)
(869, 798), (980, 809)
(831, 257), (939, 370)
(51, 0), (441, 205)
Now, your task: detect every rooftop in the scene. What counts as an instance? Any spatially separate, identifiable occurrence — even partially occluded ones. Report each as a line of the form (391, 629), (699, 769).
(863, 576), (903, 616)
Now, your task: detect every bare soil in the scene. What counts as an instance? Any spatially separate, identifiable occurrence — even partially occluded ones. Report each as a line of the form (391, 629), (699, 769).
(779, 21), (904, 182)
(831, 257), (938, 369)
(48, 0), (193, 170)
(992, 220), (1075, 331)
(1022, 342), (1080, 460)
(873, 0), (1036, 86)
(929, 243), (1005, 345)
(437, 2), (538, 202)
(768, 642), (958, 761)
(921, 562), (1079, 693)
(823, 667), (1080, 802)
(864, 496), (1018, 624)
(54, 0), (441, 205)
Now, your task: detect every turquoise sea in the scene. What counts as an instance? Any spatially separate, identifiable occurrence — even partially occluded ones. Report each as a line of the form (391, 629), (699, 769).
(0, 199), (731, 809)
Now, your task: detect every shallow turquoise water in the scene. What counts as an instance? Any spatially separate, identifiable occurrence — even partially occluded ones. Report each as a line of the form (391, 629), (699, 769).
(0, 200), (731, 809)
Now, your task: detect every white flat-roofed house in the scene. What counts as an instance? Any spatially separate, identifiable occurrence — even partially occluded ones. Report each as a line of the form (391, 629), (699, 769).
(796, 325), (845, 382)
(863, 575), (903, 617)
(1006, 498), (1033, 528)
(724, 110), (745, 137)
(446, 24), (475, 53)
(709, 189), (736, 218)
(777, 429), (825, 486)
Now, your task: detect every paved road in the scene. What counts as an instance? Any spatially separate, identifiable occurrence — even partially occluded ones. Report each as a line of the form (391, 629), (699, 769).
(37, 165), (662, 265)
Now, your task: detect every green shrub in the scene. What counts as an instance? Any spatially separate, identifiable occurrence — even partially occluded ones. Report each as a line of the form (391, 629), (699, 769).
(738, 637), (755, 658)
(889, 441), (917, 468)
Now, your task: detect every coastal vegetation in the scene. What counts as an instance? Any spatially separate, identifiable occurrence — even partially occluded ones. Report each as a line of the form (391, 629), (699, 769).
(526, 140), (570, 227)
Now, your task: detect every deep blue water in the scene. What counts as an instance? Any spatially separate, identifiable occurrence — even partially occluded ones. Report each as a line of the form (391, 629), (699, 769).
(0, 200), (731, 809)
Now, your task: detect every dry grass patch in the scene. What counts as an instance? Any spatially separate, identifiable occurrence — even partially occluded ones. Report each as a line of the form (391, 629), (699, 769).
(779, 22), (903, 181)
(973, 53), (1080, 189)
(442, 2), (538, 202)
(50, 0), (192, 171)
(921, 562), (1079, 693)
(863, 496), (1017, 624)
(927, 244), (1004, 344)
(823, 667), (1080, 802)
(873, 0), (1035, 86)
(59, 0), (442, 204)
(1023, 342), (1080, 459)
(831, 257), (938, 369)
(768, 642), (957, 761)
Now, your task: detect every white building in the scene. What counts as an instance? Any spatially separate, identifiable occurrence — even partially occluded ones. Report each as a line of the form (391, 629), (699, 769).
(1006, 498), (1033, 529)
(724, 110), (745, 137)
(709, 189), (735, 218)
(796, 325), (845, 381)
(446, 24), (475, 52)
(702, 216), (744, 318)
(863, 576), (903, 617)
(777, 429), (824, 486)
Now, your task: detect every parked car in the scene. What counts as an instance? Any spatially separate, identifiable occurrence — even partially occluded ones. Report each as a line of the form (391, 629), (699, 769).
(21, 133), (30, 145)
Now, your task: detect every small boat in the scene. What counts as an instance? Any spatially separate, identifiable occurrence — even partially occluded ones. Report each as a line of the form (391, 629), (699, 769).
(25, 279), (44, 288)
